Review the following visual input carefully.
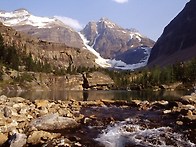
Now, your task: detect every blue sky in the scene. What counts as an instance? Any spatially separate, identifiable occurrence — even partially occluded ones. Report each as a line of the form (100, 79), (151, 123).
(0, 0), (189, 41)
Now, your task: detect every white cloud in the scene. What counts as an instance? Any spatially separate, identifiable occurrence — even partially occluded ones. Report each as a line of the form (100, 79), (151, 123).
(54, 16), (83, 30)
(113, 0), (128, 4)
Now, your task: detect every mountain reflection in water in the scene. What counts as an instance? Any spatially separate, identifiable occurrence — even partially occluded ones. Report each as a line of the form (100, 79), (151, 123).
(0, 90), (190, 101)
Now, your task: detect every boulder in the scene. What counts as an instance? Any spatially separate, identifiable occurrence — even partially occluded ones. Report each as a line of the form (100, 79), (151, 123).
(29, 113), (79, 131)
(7, 133), (27, 147)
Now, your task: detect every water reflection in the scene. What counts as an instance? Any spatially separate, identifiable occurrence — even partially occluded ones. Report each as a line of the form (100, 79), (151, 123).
(0, 90), (190, 101)
(83, 90), (89, 101)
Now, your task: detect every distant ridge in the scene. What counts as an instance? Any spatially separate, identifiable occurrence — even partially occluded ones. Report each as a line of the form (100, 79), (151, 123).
(148, 0), (196, 67)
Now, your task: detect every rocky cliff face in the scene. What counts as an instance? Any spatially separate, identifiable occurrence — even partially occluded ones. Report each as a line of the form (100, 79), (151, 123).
(0, 23), (98, 69)
(81, 18), (154, 64)
(34, 71), (114, 91)
(148, 0), (196, 67)
(82, 72), (114, 90)
(1, 70), (115, 91)
(14, 25), (84, 49)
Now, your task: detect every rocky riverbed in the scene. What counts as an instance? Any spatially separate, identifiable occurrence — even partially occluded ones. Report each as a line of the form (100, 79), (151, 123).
(0, 93), (195, 147)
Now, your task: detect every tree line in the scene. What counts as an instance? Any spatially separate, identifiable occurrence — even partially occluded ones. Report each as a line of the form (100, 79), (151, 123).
(131, 59), (196, 89)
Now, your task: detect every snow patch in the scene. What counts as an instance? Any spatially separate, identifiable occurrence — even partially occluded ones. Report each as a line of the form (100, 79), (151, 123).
(0, 10), (69, 29)
(91, 34), (100, 48)
(79, 32), (111, 68)
(122, 30), (127, 34)
(99, 18), (116, 29)
(130, 32), (143, 42)
(136, 35), (142, 42)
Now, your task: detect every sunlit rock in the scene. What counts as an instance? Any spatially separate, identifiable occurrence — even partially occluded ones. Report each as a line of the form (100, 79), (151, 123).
(29, 113), (79, 131)
(27, 131), (61, 145)
(0, 133), (8, 146)
(34, 99), (49, 108)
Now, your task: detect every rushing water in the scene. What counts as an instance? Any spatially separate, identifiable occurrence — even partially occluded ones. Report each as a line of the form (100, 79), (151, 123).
(95, 118), (195, 147)
(0, 90), (190, 101)
(79, 105), (195, 147)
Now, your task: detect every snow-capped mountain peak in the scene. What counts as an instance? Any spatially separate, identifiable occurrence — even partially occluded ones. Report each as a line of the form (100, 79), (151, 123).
(79, 32), (150, 70)
(0, 9), (67, 29)
(81, 18), (155, 62)
(13, 8), (30, 16)
(0, 8), (30, 18)
(98, 17), (119, 29)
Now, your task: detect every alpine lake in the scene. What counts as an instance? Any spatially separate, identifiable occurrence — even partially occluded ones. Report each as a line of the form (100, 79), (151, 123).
(0, 89), (191, 102)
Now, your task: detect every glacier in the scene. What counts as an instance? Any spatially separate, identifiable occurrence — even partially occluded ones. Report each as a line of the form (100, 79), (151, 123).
(79, 33), (150, 70)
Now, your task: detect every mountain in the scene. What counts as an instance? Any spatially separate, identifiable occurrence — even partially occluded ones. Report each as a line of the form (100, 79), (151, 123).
(0, 9), (154, 70)
(0, 22), (97, 70)
(81, 18), (155, 64)
(148, 0), (196, 67)
(0, 8), (84, 49)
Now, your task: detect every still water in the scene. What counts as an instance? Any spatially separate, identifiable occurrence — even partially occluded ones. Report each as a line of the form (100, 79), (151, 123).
(0, 90), (190, 101)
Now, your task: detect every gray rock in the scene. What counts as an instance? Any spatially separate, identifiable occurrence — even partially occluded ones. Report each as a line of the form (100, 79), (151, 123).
(3, 107), (12, 117)
(29, 113), (79, 131)
(8, 133), (27, 147)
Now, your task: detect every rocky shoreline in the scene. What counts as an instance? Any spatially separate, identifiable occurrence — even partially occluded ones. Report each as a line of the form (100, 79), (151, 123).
(0, 93), (195, 146)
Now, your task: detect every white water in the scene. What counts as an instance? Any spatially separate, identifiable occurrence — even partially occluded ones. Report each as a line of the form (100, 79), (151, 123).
(95, 119), (195, 147)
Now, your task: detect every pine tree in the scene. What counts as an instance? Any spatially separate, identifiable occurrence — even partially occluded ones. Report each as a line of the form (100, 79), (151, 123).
(25, 53), (35, 71)
(0, 34), (5, 61)
(5, 46), (19, 70)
